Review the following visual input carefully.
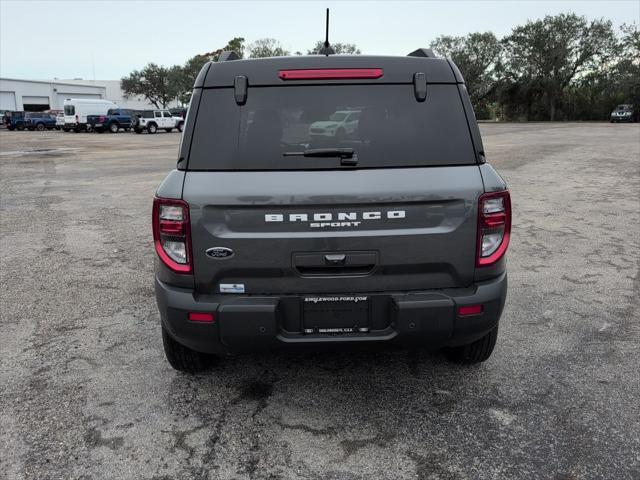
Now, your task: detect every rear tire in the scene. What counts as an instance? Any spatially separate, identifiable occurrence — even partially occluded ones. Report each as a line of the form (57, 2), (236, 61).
(36, 123), (45, 131)
(134, 127), (142, 134)
(445, 326), (498, 364)
(109, 122), (119, 133)
(147, 123), (157, 134)
(161, 326), (214, 373)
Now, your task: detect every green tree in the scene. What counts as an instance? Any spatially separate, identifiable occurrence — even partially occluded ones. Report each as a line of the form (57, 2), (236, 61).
(307, 41), (361, 55)
(613, 23), (640, 107)
(431, 32), (501, 117)
(174, 38), (247, 104)
(499, 13), (617, 120)
(248, 38), (289, 58)
(121, 63), (177, 108)
(200, 37), (246, 61)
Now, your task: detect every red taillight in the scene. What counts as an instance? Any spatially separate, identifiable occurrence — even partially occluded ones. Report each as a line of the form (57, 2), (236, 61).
(188, 312), (215, 323)
(278, 68), (383, 80)
(477, 190), (511, 267)
(75, 114), (79, 122)
(99, 115), (106, 122)
(152, 197), (192, 274)
(458, 304), (483, 316)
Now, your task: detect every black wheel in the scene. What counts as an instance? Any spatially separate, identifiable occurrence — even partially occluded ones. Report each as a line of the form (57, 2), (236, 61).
(164, 128), (173, 133)
(17, 125), (24, 131)
(177, 121), (184, 132)
(7, 126), (15, 131)
(134, 127), (142, 134)
(162, 325), (214, 373)
(147, 123), (157, 134)
(445, 326), (498, 364)
(36, 123), (45, 131)
(109, 122), (119, 133)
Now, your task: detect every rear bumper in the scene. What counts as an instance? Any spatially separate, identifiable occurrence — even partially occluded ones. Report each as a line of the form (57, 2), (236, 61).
(155, 272), (507, 355)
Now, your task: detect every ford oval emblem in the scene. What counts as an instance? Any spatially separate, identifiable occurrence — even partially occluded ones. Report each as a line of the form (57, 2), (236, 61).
(205, 247), (234, 259)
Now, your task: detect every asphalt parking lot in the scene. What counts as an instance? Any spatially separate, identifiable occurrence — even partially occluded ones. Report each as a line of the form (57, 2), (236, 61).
(1, 123), (639, 480)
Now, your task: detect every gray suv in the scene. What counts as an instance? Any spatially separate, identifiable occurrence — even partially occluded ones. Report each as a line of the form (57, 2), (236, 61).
(153, 49), (510, 373)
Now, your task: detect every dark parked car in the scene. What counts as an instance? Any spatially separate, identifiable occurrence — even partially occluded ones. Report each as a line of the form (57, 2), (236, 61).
(610, 104), (638, 123)
(87, 108), (136, 133)
(153, 49), (511, 373)
(25, 112), (57, 131)
(3, 111), (26, 131)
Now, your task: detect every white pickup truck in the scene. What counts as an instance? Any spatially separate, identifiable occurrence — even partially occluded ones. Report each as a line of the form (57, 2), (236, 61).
(134, 110), (185, 134)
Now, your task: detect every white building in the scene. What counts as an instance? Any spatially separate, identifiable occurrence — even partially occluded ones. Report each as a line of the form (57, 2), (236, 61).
(59, 79), (174, 110)
(0, 77), (167, 111)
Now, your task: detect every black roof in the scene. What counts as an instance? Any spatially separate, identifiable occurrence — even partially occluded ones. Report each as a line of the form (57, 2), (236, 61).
(195, 54), (465, 88)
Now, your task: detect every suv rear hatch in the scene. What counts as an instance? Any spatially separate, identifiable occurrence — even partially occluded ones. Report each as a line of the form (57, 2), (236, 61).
(181, 59), (483, 295)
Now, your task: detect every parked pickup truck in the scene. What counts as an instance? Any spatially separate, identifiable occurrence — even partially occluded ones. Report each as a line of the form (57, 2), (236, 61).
(3, 111), (26, 131)
(134, 110), (184, 134)
(87, 108), (137, 133)
(25, 112), (57, 131)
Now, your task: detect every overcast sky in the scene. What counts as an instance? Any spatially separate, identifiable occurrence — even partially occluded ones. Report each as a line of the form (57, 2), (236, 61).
(1, 0), (638, 80)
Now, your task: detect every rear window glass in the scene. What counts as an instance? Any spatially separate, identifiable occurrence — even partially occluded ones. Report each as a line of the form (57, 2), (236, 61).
(142, 111), (154, 118)
(187, 84), (476, 170)
(64, 105), (74, 115)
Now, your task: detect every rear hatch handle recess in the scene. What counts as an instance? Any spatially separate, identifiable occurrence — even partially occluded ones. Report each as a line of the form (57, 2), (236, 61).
(283, 148), (358, 166)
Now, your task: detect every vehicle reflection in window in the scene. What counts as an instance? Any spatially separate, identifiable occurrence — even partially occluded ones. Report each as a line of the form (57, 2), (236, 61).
(308, 110), (361, 140)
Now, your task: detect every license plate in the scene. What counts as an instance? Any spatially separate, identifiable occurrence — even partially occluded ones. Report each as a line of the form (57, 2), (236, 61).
(95, 123), (103, 127)
(303, 296), (369, 334)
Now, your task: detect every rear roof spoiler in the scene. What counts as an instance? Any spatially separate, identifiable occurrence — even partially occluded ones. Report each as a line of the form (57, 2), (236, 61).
(196, 54), (459, 88)
(407, 48), (436, 58)
(218, 51), (240, 62)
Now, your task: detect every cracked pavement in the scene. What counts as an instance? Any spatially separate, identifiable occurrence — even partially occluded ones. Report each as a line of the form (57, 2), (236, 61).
(1, 123), (639, 479)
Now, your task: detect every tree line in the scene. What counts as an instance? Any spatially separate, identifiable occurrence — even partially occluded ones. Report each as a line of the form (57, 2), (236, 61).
(122, 13), (638, 121)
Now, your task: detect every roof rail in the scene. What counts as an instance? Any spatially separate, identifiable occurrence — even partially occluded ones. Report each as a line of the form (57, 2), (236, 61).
(218, 51), (241, 62)
(407, 48), (436, 58)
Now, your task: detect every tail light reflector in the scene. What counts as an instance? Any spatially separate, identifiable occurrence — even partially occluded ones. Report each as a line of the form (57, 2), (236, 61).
(458, 304), (483, 316)
(188, 312), (215, 323)
(152, 197), (192, 274)
(99, 115), (106, 122)
(477, 190), (511, 267)
(278, 68), (383, 80)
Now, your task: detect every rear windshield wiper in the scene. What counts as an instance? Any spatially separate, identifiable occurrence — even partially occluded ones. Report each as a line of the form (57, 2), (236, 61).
(283, 148), (358, 166)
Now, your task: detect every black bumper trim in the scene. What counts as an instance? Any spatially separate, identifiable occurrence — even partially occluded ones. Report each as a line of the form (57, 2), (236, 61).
(155, 272), (507, 354)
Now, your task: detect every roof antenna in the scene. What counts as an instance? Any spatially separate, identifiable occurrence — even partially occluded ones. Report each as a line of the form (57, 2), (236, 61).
(318, 8), (335, 56)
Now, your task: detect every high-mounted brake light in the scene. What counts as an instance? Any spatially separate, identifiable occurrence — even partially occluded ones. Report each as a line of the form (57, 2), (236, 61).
(152, 197), (192, 274)
(278, 68), (383, 80)
(477, 190), (511, 267)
